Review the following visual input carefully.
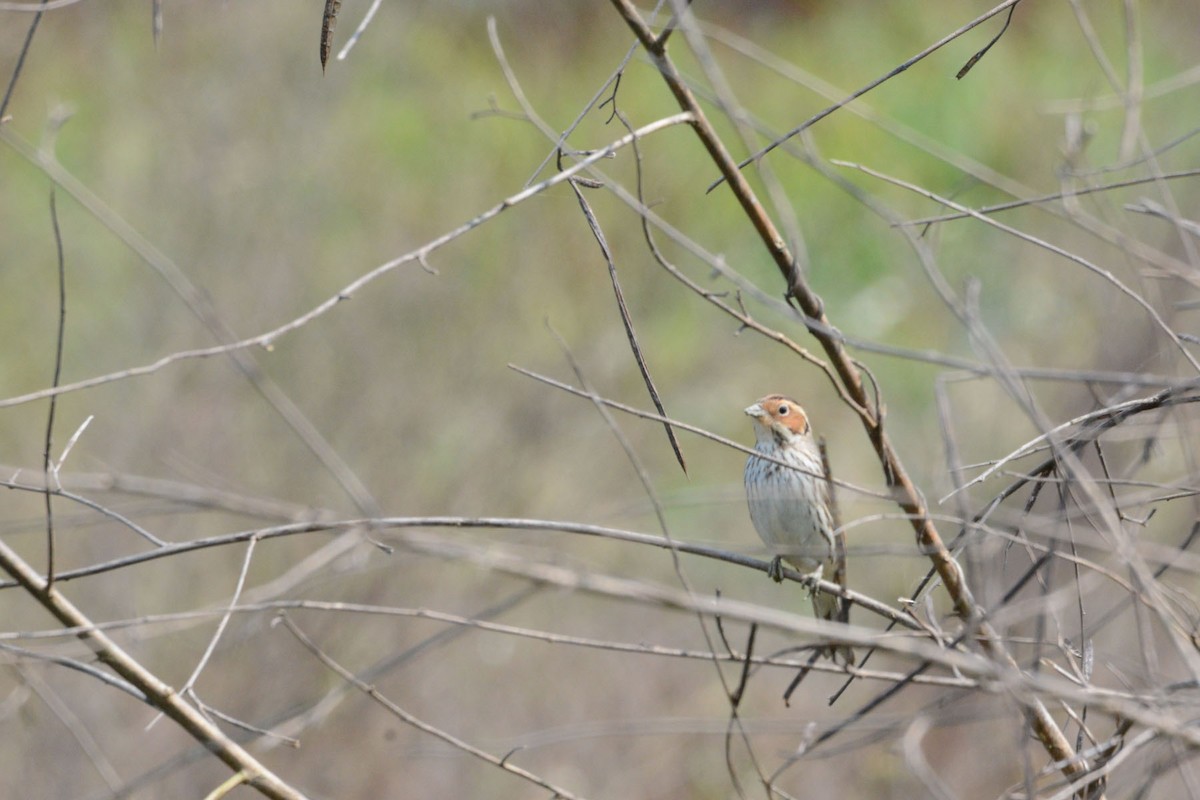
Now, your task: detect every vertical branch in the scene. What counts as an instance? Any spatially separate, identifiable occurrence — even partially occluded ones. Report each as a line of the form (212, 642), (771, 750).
(43, 189), (66, 585)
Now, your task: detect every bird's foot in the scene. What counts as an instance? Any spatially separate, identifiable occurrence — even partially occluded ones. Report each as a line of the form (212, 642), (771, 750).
(801, 563), (825, 595)
(830, 643), (856, 666)
(767, 556), (785, 583)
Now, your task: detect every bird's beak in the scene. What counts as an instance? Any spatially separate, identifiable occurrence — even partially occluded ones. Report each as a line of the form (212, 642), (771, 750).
(744, 403), (765, 419)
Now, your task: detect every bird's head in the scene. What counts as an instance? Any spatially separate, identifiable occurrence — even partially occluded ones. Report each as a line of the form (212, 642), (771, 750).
(745, 394), (812, 447)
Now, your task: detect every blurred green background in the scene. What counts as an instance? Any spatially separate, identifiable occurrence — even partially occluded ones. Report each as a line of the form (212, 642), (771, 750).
(2, 1), (1200, 797)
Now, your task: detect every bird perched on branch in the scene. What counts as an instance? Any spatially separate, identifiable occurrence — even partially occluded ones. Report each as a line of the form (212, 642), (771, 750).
(744, 394), (850, 662)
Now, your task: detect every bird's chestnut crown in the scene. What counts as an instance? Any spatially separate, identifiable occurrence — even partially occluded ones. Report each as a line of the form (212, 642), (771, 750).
(745, 394), (811, 436)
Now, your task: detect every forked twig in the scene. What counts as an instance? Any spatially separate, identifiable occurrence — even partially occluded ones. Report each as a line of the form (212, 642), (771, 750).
(705, 0), (1022, 191)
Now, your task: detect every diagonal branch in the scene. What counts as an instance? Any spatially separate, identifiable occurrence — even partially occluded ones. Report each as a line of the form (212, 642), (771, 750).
(0, 538), (308, 800)
(567, 176), (687, 473)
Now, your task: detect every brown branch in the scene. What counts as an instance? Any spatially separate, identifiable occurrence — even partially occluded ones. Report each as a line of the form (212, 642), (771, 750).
(319, 0), (341, 71)
(0, 538), (308, 800)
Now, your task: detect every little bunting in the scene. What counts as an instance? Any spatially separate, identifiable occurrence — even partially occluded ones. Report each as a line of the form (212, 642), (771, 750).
(744, 394), (849, 661)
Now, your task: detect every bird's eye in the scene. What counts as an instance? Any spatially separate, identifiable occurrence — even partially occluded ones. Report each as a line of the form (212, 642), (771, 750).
(777, 404), (789, 416)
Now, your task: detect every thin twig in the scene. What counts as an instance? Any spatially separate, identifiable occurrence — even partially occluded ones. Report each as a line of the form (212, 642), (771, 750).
(509, 365), (886, 499)
(706, 0), (1022, 191)
(955, 1), (1019, 80)
(334, 0), (383, 62)
(0, 0), (47, 120)
(43, 188), (66, 584)
(565, 173), (687, 473)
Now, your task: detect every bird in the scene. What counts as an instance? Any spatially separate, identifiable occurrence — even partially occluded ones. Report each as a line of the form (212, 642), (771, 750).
(744, 394), (849, 661)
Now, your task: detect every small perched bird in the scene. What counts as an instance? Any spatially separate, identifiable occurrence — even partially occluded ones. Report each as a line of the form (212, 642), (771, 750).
(744, 394), (849, 660)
